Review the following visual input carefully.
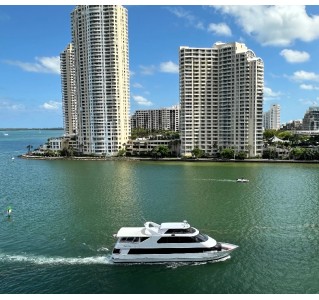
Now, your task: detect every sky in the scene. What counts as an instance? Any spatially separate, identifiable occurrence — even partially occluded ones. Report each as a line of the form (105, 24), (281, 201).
(1, 2), (319, 128)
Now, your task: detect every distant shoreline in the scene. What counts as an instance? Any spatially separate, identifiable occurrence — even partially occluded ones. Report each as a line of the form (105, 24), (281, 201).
(0, 128), (63, 131)
(18, 154), (319, 164)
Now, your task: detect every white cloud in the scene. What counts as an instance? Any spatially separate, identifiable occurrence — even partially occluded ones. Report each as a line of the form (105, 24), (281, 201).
(5, 56), (60, 74)
(207, 23), (232, 36)
(138, 62), (179, 75)
(132, 83), (143, 88)
(300, 84), (319, 90)
(195, 22), (205, 30)
(159, 61), (179, 73)
(40, 101), (61, 111)
(132, 95), (153, 106)
(0, 99), (25, 111)
(214, 5), (319, 46)
(139, 65), (156, 75)
(291, 70), (319, 82)
(280, 49), (310, 63)
(166, 7), (195, 23)
(167, 6), (207, 32)
(299, 98), (318, 106)
(264, 86), (281, 100)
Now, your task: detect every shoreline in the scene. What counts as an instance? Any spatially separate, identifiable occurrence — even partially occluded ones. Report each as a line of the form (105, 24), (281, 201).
(18, 154), (319, 164)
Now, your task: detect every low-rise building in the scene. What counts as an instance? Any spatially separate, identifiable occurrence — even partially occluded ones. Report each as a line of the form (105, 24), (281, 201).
(126, 137), (180, 156)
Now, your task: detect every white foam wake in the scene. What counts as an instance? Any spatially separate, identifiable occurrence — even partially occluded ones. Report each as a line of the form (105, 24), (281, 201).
(193, 179), (237, 182)
(0, 253), (113, 265)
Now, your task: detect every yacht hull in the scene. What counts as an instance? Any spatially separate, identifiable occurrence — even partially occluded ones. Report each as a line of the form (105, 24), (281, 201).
(111, 242), (237, 263)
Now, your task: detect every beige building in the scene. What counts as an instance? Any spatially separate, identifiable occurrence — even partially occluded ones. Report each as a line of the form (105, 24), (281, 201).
(179, 42), (264, 157)
(131, 106), (180, 132)
(263, 104), (280, 130)
(60, 43), (77, 136)
(71, 5), (130, 156)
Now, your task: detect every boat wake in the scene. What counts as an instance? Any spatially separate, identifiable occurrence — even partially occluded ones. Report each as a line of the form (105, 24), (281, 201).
(194, 178), (237, 182)
(0, 252), (113, 265)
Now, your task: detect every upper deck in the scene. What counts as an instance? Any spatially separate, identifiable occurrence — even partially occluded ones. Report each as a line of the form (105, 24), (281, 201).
(115, 220), (197, 238)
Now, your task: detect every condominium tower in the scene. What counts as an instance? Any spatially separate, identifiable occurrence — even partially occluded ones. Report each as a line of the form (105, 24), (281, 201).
(263, 104), (281, 130)
(71, 5), (130, 155)
(179, 42), (264, 157)
(131, 106), (180, 132)
(60, 43), (77, 136)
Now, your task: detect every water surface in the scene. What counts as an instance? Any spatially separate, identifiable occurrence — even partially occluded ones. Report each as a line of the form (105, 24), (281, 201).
(0, 130), (318, 293)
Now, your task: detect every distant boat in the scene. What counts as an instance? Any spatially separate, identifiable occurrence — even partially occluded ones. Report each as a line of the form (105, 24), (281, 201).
(237, 178), (249, 183)
(3, 133), (8, 136)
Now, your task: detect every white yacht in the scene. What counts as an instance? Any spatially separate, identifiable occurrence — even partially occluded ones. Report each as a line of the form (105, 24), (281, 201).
(111, 220), (238, 263)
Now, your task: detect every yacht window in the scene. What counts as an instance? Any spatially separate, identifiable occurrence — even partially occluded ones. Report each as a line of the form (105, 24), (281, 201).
(194, 233), (209, 242)
(158, 237), (194, 243)
(120, 237), (150, 243)
(119, 237), (134, 243)
(165, 227), (196, 234)
(157, 234), (208, 243)
(140, 237), (149, 242)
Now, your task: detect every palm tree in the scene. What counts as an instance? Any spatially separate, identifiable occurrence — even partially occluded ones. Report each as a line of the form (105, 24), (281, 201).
(26, 145), (33, 154)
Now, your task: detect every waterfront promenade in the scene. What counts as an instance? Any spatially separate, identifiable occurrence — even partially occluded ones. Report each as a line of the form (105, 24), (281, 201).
(19, 154), (319, 164)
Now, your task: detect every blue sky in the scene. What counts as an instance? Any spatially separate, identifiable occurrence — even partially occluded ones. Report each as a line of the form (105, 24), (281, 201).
(1, 3), (319, 128)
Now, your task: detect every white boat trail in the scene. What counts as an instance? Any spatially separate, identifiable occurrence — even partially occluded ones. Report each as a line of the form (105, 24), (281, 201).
(193, 178), (238, 182)
(0, 252), (113, 265)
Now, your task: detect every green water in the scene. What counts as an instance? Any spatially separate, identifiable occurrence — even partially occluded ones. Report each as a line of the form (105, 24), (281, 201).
(0, 130), (319, 293)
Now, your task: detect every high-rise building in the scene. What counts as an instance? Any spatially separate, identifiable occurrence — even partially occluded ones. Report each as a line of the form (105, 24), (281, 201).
(302, 106), (319, 130)
(263, 104), (280, 130)
(131, 105), (180, 132)
(71, 5), (130, 155)
(179, 42), (264, 157)
(60, 43), (77, 136)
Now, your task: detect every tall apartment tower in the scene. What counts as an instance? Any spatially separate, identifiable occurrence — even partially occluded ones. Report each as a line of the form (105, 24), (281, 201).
(179, 42), (264, 157)
(263, 104), (280, 130)
(71, 5), (130, 155)
(60, 43), (77, 136)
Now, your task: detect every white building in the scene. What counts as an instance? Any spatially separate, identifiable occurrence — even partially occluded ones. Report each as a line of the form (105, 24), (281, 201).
(131, 105), (180, 132)
(71, 5), (130, 156)
(263, 104), (280, 130)
(179, 42), (264, 157)
(302, 106), (319, 131)
(60, 43), (77, 136)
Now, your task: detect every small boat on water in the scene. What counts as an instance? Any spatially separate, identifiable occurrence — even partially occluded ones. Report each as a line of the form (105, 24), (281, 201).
(237, 178), (249, 183)
(111, 220), (238, 263)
